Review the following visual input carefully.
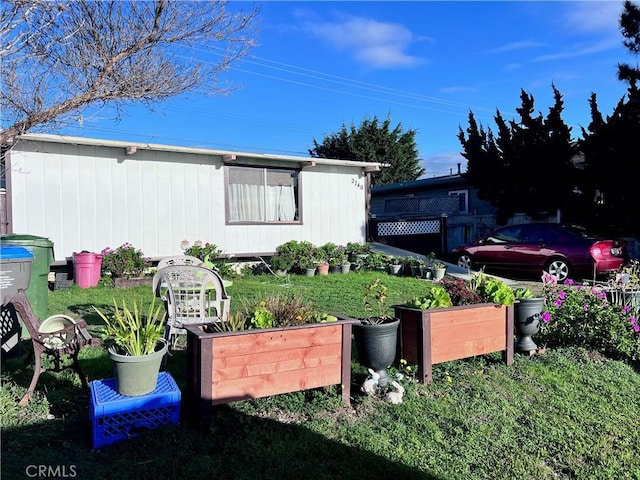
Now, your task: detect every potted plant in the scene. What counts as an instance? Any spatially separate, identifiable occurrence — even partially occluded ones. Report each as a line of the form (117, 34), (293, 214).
(269, 254), (294, 276)
(352, 279), (400, 386)
(407, 256), (423, 277)
(100, 243), (149, 287)
(346, 241), (370, 263)
(298, 255), (317, 277)
(388, 256), (404, 276)
(315, 244), (330, 275)
(94, 298), (168, 396)
(605, 259), (640, 314)
(431, 261), (447, 281)
(512, 287), (544, 352)
(327, 244), (347, 273)
(340, 257), (351, 274)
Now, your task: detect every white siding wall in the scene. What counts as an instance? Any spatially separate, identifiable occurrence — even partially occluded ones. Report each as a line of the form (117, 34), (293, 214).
(9, 140), (368, 261)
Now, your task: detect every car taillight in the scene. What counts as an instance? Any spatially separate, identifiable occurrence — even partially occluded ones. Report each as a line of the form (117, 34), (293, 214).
(611, 247), (622, 256)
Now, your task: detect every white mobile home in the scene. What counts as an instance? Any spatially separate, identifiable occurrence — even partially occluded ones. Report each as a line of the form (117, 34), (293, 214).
(2, 134), (381, 264)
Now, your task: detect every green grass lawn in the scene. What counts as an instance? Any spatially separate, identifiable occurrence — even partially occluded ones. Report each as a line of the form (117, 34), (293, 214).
(2, 272), (640, 479)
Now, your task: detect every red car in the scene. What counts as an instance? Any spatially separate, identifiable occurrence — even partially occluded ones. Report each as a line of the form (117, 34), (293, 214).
(452, 223), (626, 282)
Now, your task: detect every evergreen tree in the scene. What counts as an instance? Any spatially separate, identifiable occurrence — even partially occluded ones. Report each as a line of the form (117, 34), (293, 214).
(618, 0), (640, 84)
(459, 86), (576, 224)
(578, 1), (640, 237)
(309, 116), (424, 187)
(579, 83), (640, 237)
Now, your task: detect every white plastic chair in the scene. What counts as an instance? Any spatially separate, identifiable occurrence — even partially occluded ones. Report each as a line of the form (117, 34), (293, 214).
(152, 265), (230, 346)
(156, 255), (203, 270)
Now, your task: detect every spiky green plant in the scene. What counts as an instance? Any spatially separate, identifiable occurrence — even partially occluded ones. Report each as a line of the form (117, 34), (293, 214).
(94, 298), (165, 356)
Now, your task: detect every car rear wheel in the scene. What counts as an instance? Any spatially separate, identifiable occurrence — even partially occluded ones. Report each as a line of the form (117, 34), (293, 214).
(546, 258), (570, 283)
(457, 253), (474, 271)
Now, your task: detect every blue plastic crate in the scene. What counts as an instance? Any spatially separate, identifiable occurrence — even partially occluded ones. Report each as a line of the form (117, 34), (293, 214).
(90, 372), (181, 449)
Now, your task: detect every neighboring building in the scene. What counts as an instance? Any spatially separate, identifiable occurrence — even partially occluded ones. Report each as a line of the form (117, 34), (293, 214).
(371, 174), (556, 256)
(2, 134), (382, 265)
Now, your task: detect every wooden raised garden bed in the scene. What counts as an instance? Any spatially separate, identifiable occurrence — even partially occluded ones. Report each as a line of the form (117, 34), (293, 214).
(393, 303), (514, 384)
(185, 318), (358, 430)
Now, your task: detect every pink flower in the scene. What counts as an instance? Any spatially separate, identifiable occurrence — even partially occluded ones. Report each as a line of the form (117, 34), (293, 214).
(623, 305), (631, 313)
(554, 299), (563, 307)
(559, 291), (566, 300)
(541, 312), (551, 323)
(542, 272), (557, 284)
(565, 279), (574, 285)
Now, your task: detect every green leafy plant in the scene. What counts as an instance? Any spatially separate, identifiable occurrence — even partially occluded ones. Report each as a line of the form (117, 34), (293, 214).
(271, 240), (315, 273)
(362, 278), (394, 324)
(406, 256), (423, 267)
(298, 255), (317, 270)
(236, 292), (336, 330)
(480, 277), (515, 305)
(362, 252), (389, 271)
(406, 284), (453, 309)
(346, 242), (370, 256)
(270, 254), (294, 272)
(100, 243), (146, 279)
(467, 271), (515, 305)
(212, 312), (247, 332)
(182, 240), (234, 278)
(388, 255), (403, 266)
(250, 303), (276, 329)
(94, 298), (165, 356)
(513, 288), (535, 299)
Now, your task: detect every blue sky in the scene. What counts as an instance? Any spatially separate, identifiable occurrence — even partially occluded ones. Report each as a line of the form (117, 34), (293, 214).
(60, 1), (633, 177)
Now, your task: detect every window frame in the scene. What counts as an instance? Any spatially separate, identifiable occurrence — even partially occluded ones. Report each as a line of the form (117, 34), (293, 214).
(448, 189), (469, 214)
(224, 164), (302, 225)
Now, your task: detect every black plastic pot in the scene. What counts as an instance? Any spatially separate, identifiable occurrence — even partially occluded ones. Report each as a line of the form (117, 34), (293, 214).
(353, 318), (400, 386)
(514, 298), (544, 352)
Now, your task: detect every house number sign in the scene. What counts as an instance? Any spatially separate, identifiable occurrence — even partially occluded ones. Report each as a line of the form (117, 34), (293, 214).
(351, 179), (364, 190)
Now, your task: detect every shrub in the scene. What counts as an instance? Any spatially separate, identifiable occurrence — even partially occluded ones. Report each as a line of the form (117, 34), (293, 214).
(183, 240), (234, 278)
(539, 278), (640, 360)
(101, 243), (146, 279)
(273, 240), (315, 272)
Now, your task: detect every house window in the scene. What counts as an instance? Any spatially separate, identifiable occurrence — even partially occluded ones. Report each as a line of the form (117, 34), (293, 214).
(226, 166), (300, 223)
(449, 190), (468, 213)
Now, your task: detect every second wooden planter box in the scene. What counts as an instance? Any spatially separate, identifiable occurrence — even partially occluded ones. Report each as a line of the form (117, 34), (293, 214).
(393, 303), (514, 384)
(185, 318), (358, 430)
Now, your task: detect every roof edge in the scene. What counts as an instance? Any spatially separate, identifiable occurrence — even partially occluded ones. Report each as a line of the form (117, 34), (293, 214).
(16, 133), (383, 169)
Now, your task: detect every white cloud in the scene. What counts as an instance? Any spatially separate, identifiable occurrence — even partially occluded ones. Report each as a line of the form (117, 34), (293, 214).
(484, 40), (547, 54)
(563, 1), (624, 35)
(301, 15), (425, 69)
(533, 37), (620, 62)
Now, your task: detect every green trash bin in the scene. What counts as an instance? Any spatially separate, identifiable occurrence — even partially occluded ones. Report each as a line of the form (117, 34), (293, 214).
(0, 234), (54, 320)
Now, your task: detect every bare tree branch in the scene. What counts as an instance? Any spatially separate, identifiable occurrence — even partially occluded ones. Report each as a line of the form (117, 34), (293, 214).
(0, 0), (259, 145)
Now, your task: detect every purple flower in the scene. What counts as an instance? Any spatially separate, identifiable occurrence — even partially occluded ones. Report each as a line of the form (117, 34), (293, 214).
(623, 305), (631, 313)
(554, 299), (563, 307)
(583, 306), (588, 312)
(566, 279), (574, 285)
(559, 291), (566, 300)
(541, 311), (551, 323)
